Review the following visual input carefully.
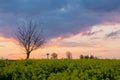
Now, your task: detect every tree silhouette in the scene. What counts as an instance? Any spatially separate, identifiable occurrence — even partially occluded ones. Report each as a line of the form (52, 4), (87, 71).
(80, 54), (97, 59)
(80, 54), (84, 59)
(66, 51), (72, 59)
(15, 20), (45, 59)
(90, 55), (94, 59)
(84, 55), (89, 59)
(51, 53), (58, 59)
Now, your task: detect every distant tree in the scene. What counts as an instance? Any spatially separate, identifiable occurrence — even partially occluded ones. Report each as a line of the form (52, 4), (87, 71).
(90, 55), (94, 59)
(84, 55), (89, 59)
(15, 20), (45, 59)
(66, 51), (72, 59)
(80, 54), (84, 59)
(51, 53), (58, 59)
(80, 54), (97, 59)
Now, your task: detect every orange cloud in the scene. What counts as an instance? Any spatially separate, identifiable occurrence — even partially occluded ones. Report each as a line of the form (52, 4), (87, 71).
(0, 35), (18, 43)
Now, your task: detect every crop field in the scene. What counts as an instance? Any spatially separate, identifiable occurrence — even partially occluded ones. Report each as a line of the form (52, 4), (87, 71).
(0, 59), (120, 80)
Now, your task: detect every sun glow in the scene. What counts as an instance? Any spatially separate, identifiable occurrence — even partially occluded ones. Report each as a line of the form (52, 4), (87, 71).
(0, 23), (120, 59)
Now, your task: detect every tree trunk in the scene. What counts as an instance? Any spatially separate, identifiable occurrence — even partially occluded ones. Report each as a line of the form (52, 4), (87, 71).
(26, 52), (30, 59)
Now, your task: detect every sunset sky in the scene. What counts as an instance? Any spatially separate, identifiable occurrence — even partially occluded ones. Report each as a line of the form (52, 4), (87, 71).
(0, 0), (120, 59)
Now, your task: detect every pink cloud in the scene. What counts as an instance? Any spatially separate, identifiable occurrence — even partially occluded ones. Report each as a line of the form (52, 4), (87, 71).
(80, 29), (103, 36)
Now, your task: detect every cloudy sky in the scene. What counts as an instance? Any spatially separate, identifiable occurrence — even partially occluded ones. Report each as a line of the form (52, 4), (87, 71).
(0, 0), (120, 59)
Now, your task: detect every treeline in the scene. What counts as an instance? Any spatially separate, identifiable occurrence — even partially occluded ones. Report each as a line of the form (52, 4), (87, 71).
(80, 55), (98, 59)
(46, 52), (97, 59)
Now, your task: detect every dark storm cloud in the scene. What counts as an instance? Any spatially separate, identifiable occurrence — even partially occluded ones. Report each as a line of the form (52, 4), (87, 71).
(0, 0), (120, 39)
(0, 0), (68, 15)
(81, 0), (120, 12)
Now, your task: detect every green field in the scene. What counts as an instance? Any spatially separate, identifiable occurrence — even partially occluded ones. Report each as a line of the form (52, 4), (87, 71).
(0, 59), (120, 80)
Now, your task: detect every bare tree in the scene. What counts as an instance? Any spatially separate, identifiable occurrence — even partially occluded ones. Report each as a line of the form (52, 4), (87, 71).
(51, 53), (58, 59)
(66, 51), (72, 59)
(15, 20), (45, 59)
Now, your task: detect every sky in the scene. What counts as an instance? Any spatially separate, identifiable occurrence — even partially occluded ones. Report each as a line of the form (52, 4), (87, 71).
(0, 0), (120, 59)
